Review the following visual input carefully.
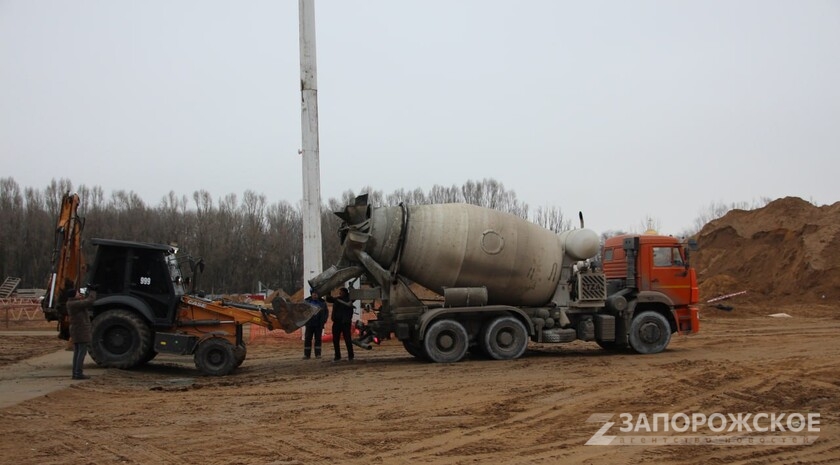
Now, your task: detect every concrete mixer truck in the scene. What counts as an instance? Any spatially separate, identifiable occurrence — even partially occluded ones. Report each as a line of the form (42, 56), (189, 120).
(310, 195), (699, 363)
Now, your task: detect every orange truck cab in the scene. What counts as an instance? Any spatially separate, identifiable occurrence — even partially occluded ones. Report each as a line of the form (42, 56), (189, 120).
(602, 234), (700, 342)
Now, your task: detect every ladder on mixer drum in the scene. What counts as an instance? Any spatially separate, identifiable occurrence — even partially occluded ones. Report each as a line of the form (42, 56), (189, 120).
(0, 277), (21, 298)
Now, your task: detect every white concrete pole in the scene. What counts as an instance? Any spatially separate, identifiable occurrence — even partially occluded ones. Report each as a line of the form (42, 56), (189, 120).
(299, 0), (322, 296)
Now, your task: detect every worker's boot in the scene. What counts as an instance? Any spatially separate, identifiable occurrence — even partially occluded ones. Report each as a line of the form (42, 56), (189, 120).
(303, 348), (311, 359)
(314, 347), (322, 359)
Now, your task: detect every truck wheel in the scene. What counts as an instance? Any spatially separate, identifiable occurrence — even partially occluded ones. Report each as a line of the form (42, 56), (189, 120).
(423, 319), (469, 363)
(628, 311), (671, 354)
(194, 338), (237, 376)
(233, 344), (247, 368)
(482, 316), (528, 360)
(402, 340), (430, 360)
(90, 309), (153, 369)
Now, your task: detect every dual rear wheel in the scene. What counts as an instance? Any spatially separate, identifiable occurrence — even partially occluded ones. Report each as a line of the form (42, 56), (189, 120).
(417, 315), (529, 363)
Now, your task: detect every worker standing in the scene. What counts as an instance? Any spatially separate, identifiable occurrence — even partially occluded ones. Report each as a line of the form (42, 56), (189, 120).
(67, 287), (95, 380)
(327, 287), (355, 362)
(303, 289), (328, 359)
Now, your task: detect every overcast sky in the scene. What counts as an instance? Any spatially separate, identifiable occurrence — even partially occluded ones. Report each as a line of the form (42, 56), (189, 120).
(2, 0), (838, 235)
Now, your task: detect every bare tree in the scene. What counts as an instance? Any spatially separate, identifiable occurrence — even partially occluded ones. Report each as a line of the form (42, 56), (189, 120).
(239, 190), (267, 292)
(45, 178), (73, 218)
(189, 189), (215, 288)
(428, 184), (461, 204)
(266, 201), (303, 293)
(0, 178), (23, 283)
(385, 188), (410, 206)
(532, 205), (572, 233)
(461, 178), (528, 218)
(22, 187), (51, 287)
(158, 191), (190, 246)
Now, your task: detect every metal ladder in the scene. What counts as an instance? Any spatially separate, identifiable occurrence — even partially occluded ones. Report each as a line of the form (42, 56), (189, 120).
(0, 277), (21, 298)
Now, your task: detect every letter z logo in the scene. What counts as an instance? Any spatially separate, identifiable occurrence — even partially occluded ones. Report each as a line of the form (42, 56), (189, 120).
(586, 413), (617, 445)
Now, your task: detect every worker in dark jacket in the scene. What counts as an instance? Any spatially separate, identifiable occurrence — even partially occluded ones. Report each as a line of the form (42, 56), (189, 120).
(327, 287), (355, 362)
(303, 289), (328, 359)
(67, 288), (95, 380)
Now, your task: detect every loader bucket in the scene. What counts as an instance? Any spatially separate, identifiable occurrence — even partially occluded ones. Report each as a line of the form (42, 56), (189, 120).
(271, 296), (320, 333)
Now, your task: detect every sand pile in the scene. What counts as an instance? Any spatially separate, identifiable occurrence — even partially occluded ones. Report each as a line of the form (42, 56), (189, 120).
(694, 196), (840, 305)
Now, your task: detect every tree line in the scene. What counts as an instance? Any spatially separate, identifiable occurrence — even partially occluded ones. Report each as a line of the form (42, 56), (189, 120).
(0, 177), (574, 295)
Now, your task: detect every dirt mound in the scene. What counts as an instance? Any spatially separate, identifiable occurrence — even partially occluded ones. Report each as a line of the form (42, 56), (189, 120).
(695, 196), (840, 305)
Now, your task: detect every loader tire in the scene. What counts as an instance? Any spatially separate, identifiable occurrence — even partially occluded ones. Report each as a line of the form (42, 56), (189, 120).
(628, 311), (671, 354)
(90, 309), (154, 369)
(233, 344), (247, 368)
(482, 316), (528, 360)
(194, 338), (237, 376)
(423, 319), (468, 363)
(139, 347), (158, 365)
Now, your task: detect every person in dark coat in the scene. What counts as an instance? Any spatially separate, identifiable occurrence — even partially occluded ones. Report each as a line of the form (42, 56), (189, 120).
(327, 287), (355, 362)
(66, 288), (95, 380)
(303, 289), (328, 359)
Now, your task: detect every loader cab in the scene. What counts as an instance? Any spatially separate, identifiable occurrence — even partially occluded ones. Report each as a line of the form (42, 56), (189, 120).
(87, 239), (186, 326)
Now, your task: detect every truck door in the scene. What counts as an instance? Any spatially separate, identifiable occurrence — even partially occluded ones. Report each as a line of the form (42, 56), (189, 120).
(643, 245), (691, 306)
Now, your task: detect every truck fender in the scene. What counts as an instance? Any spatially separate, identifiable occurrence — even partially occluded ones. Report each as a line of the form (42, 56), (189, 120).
(634, 290), (675, 308)
(417, 305), (534, 339)
(92, 295), (156, 324)
(628, 291), (678, 333)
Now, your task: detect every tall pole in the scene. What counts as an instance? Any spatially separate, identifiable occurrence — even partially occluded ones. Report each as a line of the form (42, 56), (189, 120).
(299, 0), (322, 296)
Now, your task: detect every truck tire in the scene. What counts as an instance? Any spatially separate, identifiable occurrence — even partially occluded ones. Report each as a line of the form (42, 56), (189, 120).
(402, 340), (429, 360)
(194, 338), (237, 376)
(482, 316), (528, 360)
(90, 309), (153, 369)
(628, 311), (671, 354)
(423, 319), (469, 363)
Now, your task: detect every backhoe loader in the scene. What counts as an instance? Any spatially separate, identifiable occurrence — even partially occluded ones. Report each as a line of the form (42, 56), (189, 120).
(43, 193), (317, 376)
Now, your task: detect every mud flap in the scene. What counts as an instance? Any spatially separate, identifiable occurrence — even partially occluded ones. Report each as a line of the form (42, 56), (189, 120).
(270, 297), (320, 333)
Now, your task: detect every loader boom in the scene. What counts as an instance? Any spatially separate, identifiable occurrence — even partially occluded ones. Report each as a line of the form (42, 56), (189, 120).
(42, 192), (85, 339)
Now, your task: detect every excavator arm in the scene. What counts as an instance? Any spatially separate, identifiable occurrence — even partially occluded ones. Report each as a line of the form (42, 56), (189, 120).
(42, 193), (85, 339)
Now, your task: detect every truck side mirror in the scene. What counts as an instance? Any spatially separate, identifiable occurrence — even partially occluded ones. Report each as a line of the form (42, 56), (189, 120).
(683, 239), (698, 268)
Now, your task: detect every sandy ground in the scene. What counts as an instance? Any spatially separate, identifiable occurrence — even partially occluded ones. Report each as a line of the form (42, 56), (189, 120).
(0, 304), (838, 465)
